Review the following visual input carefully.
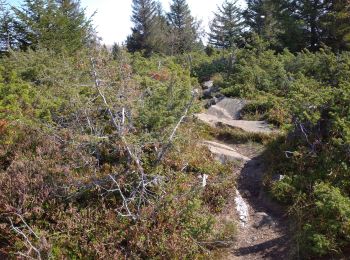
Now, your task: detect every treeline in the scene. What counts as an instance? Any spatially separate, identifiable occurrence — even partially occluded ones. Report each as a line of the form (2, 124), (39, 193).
(243, 0), (350, 52)
(126, 0), (200, 55)
(125, 0), (350, 55)
(1, 0), (349, 57)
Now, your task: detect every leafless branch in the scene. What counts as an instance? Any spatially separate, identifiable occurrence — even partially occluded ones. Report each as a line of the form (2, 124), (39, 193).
(90, 56), (155, 219)
(157, 89), (197, 162)
(108, 175), (137, 220)
(9, 213), (41, 260)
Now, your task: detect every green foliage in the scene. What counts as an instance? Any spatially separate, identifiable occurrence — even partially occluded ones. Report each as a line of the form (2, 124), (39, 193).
(0, 66), (51, 121)
(127, 0), (200, 55)
(300, 182), (350, 256)
(208, 0), (243, 49)
(244, 0), (284, 50)
(137, 67), (193, 133)
(0, 0), (16, 54)
(322, 0), (350, 51)
(185, 50), (230, 82)
(127, 0), (158, 54)
(218, 47), (350, 127)
(260, 55), (350, 257)
(0, 45), (236, 259)
(128, 53), (198, 136)
(243, 0), (350, 52)
(167, 0), (199, 54)
(12, 0), (92, 53)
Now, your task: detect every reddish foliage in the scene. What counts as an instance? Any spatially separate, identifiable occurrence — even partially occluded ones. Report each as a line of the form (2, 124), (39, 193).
(149, 70), (170, 81)
(0, 120), (7, 135)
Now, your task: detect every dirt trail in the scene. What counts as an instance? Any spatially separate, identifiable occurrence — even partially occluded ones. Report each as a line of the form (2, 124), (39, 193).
(197, 98), (292, 260)
(227, 156), (291, 259)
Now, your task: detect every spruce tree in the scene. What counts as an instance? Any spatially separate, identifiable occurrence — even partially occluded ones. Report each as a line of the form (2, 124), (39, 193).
(244, 0), (283, 48)
(12, 0), (91, 53)
(126, 0), (157, 54)
(208, 0), (243, 49)
(293, 0), (328, 51)
(321, 0), (350, 51)
(275, 0), (305, 52)
(149, 1), (169, 54)
(280, 0), (350, 52)
(55, 0), (92, 52)
(111, 42), (121, 60)
(0, 0), (16, 53)
(167, 0), (198, 54)
(12, 0), (48, 50)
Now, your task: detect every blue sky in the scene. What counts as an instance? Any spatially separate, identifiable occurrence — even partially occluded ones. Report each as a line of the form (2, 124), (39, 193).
(7, 0), (246, 45)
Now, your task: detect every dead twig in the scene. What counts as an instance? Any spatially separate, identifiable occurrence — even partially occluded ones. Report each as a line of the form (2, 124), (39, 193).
(9, 213), (42, 260)
(157, 89), (197, 162)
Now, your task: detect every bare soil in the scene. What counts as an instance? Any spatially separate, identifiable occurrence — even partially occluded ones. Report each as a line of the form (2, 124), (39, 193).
(225, 153), (293, 260)
(197, 97), (293, 259)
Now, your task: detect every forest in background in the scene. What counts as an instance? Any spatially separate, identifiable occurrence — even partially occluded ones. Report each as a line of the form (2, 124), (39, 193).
(0, 0), (349, 259)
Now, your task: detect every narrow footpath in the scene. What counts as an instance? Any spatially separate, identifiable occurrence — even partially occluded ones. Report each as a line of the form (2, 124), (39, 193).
(196, 97), (292, 260)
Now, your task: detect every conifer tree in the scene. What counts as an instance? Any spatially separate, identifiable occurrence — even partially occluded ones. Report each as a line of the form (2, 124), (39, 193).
(149, 1), (170, 54)
(244, 0), (283, 48)
(12, 0), (91, 53)
(167, 0), (198, 54)
(244, 0), (349, 52)
(111, 42), (121, 60)
(55, 0), (92, 52)
(208, 0), (243, 49)
(274, 0), (304, 52)
(0, 0), (16, 53)
(126, 0), (157, 54)
(282, 0), (350, 52)
(293, 0), (328, 51)
(321, 0), (350, 51)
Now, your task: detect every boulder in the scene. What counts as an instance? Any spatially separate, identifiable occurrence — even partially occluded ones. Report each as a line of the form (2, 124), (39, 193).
(202, 80), (214, 89)
(204, 98), (216, 109)
(202, 86), (220, 99)
(207, 98), (247, 120)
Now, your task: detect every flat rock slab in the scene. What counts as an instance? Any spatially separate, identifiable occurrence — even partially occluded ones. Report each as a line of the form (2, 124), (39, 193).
(196, 113), (273, 134)
(203, 140), (250, 162)
(207, 98), (247, 120)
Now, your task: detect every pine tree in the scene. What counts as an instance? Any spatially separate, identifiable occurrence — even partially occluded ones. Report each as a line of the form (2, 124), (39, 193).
(208, 0), (243, 49)
(126, 0), (157, 54)
(167, 0), (198, 54)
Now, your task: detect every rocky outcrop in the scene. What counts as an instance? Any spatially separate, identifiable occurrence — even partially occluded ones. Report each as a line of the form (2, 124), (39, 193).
(197, 97), (274, 134)
(207, 98), (246, 120)
(203, 140), (250, 162)
(196, 113), (273, 134)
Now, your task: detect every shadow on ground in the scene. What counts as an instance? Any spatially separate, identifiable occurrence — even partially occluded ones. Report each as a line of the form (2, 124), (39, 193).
(233, 154), (294, 259)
